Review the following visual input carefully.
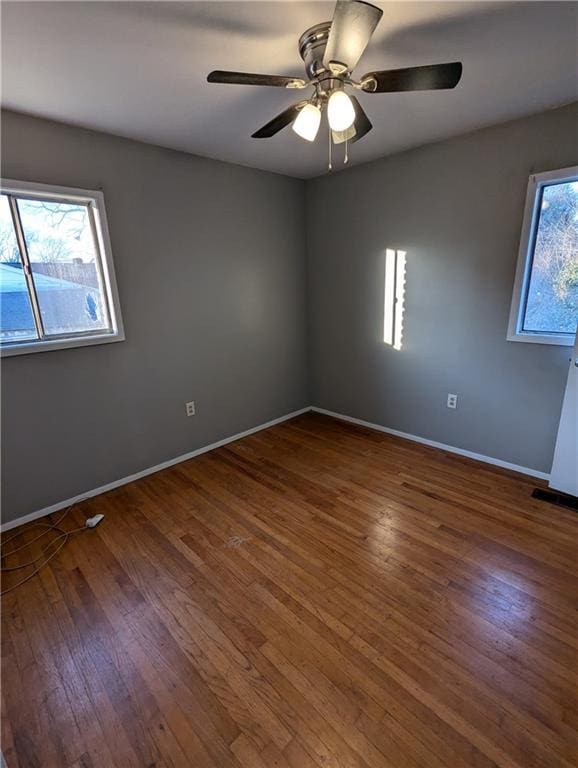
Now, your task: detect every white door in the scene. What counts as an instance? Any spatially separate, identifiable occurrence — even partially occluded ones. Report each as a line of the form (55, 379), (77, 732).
(549, 329), (578, 496)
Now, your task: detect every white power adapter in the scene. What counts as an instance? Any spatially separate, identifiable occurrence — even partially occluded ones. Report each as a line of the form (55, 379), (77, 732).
(85, 513), (105, 529)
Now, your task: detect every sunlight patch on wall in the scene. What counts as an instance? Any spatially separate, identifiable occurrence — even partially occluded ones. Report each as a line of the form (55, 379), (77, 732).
(383, 249), (406, 350)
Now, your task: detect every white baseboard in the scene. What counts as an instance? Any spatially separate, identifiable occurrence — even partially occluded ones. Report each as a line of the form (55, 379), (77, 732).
(1, 407), (311, 533)
(311, 406), (550, 481)
(3, 404), (548, 533)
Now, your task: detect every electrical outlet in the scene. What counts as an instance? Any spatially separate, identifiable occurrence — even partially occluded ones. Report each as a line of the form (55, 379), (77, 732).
(185, 401), (195, 417)
(447, 393), (458, 409)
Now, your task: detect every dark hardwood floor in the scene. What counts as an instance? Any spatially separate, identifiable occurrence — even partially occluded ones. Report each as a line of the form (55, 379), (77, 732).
(2, 412), (577, 768)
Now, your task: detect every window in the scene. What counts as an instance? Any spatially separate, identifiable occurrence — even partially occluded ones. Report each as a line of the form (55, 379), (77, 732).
(0, 179), (124, 356)
(508, 166), (578, 346)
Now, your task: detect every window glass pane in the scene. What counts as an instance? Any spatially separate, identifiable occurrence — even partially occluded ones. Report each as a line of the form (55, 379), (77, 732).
(0, 194), (38, 343)
(523, 181), (578, 335)
(17, 198), (111, 336)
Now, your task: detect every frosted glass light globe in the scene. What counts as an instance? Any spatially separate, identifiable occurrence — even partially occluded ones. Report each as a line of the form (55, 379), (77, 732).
(327, 91), (355, 132)
(292, 104), (321, 142)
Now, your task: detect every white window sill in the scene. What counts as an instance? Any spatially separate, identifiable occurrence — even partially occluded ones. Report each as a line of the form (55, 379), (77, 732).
(507, 331), (574, 347)
(0, 331), (125, 357)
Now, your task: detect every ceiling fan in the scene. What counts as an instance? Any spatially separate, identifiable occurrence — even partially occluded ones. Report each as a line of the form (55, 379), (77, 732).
(207, 0), (462, 163)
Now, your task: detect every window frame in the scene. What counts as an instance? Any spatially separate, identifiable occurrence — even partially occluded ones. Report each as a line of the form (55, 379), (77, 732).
(507, 165), (578, 347)
(0, 179), (124, 357)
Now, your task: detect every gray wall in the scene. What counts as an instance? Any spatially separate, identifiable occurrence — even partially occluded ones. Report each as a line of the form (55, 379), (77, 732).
(306, 103), (578, 474)
(1, 110), (309, 524)
(3, 104), (576, 525)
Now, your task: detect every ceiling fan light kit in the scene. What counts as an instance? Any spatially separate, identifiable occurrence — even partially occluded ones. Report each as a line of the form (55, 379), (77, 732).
(207, 0), (463, 171)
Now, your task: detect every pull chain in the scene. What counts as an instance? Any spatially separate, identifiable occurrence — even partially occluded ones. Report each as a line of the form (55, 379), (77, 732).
(328, 122), (333, 172)
(344, 135), (349, 165)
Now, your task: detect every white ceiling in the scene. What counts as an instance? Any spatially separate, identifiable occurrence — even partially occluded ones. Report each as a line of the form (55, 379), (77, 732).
(1, 1), (577, 178)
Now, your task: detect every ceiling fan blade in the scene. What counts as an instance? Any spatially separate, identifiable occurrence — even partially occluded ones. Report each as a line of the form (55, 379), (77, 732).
(323, 0), (383, 74)
(332, 96), (372, 144)
(361, 62), (463, 93)
(207, 70), (307, 88)
(349, 96), (372, 142)
(252, 101), (308, 138)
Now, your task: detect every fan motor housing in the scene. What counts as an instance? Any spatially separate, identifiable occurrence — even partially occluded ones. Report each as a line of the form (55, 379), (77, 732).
(298, 22), (332, 80)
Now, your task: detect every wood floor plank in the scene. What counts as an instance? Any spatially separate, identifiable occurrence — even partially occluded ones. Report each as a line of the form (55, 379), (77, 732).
(2, 412), (577, 768)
